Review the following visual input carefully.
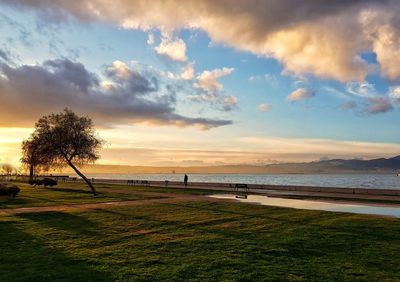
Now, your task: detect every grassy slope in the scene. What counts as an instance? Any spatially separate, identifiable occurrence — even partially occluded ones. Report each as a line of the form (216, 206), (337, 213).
(0, 182), (399, 281)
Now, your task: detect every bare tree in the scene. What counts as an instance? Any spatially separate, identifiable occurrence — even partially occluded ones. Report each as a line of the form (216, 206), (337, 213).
(27, 109), (104, 195)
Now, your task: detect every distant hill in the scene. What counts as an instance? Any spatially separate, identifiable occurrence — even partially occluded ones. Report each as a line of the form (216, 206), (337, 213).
(265, 156), (400, 173)
(57, 156), (400, 174)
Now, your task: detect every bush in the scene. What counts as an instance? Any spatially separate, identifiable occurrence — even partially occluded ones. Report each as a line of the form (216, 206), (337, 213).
(28, 180), (43, 186)
(29, 179), (43, 186)
(0, 183), (20, 198)
(29, 178), (57, 187)
(42, 178), (57, 187)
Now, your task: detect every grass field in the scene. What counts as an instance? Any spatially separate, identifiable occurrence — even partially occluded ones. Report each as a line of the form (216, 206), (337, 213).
(0, 182), (399, 281)
(0, 183), (162, 209)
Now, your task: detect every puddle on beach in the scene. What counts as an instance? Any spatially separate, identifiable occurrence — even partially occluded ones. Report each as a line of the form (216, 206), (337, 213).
(209, 194), (400, 218)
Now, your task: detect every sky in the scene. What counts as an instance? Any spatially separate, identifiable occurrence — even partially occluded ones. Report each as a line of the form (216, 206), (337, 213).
(1, 0), (400, 168)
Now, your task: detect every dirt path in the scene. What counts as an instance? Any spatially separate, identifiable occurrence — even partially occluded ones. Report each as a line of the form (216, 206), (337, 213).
(0, 192), (220, 216)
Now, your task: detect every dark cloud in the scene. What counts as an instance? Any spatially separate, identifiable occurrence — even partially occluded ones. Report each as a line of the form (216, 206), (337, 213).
(1, 0), (371, 30)
(44, 59), (99, 92)
(0, 58), (232, 129)
(104, 65), (158, 94)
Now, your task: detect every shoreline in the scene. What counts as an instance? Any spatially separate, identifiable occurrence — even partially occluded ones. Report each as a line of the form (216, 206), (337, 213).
(46, 177), (400, 206)
(76, 178), (400, 196)
(6, 175), (400, 205)
(7, 173), (400, 190)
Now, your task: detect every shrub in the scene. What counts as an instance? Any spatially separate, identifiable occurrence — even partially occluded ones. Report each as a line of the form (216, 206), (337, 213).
(42, 178), (57, 187)
(29, 179), (43, 186)
(29, 178), (57, 187)
(0, 184), (20, 198)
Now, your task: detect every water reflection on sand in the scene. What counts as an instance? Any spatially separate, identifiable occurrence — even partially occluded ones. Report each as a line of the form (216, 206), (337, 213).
(209, 194), (400, 218)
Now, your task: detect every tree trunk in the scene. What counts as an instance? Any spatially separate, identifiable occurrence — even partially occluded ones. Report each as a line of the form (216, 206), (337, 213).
(29, 165), (34, 182)
(67, 160), (97, 195)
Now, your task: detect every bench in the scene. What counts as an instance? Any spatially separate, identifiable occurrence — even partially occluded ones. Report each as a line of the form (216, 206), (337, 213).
(233, 183), (248, 199)
(127, 180), (136, 185)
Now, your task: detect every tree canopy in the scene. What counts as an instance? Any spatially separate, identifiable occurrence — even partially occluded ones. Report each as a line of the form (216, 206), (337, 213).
(22, 109), (103, 195)
(21, 135), (50, 180)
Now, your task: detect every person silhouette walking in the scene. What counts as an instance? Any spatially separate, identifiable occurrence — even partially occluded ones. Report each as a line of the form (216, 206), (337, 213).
(184, 174), (188, 187)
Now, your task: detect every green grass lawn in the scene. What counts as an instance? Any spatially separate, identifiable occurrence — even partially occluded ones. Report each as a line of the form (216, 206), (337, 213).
(0, 192), (399, 281)
(0, 183), (161, 209)
(59, 180), (227, 195)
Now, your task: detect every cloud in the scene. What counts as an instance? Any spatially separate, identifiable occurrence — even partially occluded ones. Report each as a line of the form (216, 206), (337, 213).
(165, 62), (194, 81)
(0, 13), (33, 48)
(324, 85), (394, 114)
(7, 0), (400, 81)
(388, 86), (400, 101)
(100, 136), (400, 166)
(187, 92), (238, 112)
(264, 74), (278, 82)
(258, 103), (271, 112)
(342, 82), (395, 114)
(102, 135), (400, 166)
(195, 67), (234, 93)
(188, 67), (236, 111)
(222, 96), (238, 111)
(323, 86), (348, 100)
(287, 88), (315, 101)
(0, 49), (10, 62)
(0, 58), (232, 129)
(4, 126), (400, 166)
(147, 33), (155, 45)
(360, 8), (400, 80)
(249, 73), (278, 84)
(346, 82), (377, 98)
(154, 35), (187, 62)
(106, 60), (131, 79)
(365, 97), (392, 114)
(180, 62), (194, 80)
(341, 101), (357, 110)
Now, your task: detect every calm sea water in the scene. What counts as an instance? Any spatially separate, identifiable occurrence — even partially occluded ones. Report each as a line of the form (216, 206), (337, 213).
(84, 173), (400, 190)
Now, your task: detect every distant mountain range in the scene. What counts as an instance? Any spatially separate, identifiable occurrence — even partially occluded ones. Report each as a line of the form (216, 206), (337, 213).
(59, 156), (400, 174)
(264, 156), (400, 174)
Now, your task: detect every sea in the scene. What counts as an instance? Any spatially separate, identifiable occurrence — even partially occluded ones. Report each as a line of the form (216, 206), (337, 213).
(83, 173), (400, 190)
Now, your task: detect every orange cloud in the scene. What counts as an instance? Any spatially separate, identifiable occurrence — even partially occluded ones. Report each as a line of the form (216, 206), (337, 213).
(287, 88), (314, 101)
(154, 36), (187, 62)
